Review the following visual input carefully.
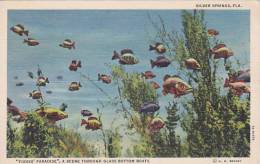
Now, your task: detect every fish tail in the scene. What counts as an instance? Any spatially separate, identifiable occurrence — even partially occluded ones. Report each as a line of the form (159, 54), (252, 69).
(77, 61), (82, 68)
(23, 39), (28, 43)
(79, 82), (82, 87)
(112, 51), (120, 60)
(149, 45), (155, 51)
(150, 59), (155, 68)
(46, 78), (49, 83)
(23, 30), (29, 36)
(29, 93), (32, 97)
(98, 74), (101, 81)
(81, 119), (87, 126)
(72, 41), (76, 49)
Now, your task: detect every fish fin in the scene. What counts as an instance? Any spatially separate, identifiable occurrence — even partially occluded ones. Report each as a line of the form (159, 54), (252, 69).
(156, 56), (165, 60)
(72, 41), (76, 49)
(150, 59), (155, 68)
(23, 30), (29, 36)
(77, 61), (81, 68)
(81, 119), (87, 126)
(163, 74), (171, 81)
(16, 24), (24, 29)
(112, 51), (120, 60)
(149, 45), (155, 51)
(98, 74), (101, 81)
(7, 98), (13, 106)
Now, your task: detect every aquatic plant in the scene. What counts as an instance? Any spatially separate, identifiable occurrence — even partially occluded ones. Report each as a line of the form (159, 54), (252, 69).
(152, 10), (250, 157)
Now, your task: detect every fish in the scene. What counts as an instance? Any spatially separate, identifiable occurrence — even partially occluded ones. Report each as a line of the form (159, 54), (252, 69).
(36, 76), (49, 86)
(162, 75), (192, 97)
(7, 98), (28, 123)
(24, 38), (40, 46)
(69, 82), (82, 91)
(69, 60), (81, 71)
(46, 90), (53, 94)
(148, 117), (165, 133)
(29, 90), (42, 99)
(27, 72), (34, 79)
(14, 76), (18, 80)
(98, 74), (112, 84)
(139, 102), (160, 113)
(149, 81), (160, 89)
(56, 75), (63, 80)
(81, 109), (93, 117)
(184, 58), (201, 70)
(10, 24), (29, 36)
(226, 82), (250, 96)
(210, 44), (233, 59)
(59, 103), (68, 112)
(81, 118), (102, 130)
(149, 42), (166, 54)
(112, 49), (139, 65)
(35, 106), (68, 122)
(15, 82), (24, 86)
(142, 71), (156, 79)
(59, 39), (75, 49)
(207, 29), (219, 36)
(150, 56), (171, 68)
(224, 69), (250, 87)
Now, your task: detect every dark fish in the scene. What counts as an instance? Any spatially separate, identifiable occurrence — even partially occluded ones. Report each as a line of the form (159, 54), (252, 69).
(56, 75), (63, 80)
(59, 39), (75, 49)
(81, 109), (93, 117)
(69, 60), (81, 71)
(69, 82), (82, 91)
(142, 71), (156, 79)
(16, 82), (24, 86)
(98, 74), (112, 84)
(149, 42), (166, 54)
(207, 29), (219, 36)
(46, 90), (53, 94)
(10, 24), (29, 36)
(14, 76), (18, 80)
(24, 38), (39, 46)
(150, 56), (171, 68)
(59, 103), (68, 112)
(37, 66), (43, 76)
(139, 102), (160, 113)
(27, 72), (34, 79)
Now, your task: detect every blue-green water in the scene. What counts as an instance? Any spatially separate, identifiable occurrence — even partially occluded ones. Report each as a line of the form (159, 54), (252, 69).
(8, 10), (249, 148)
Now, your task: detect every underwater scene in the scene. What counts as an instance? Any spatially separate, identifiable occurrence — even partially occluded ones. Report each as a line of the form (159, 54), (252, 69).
(7, 10), (250, 157)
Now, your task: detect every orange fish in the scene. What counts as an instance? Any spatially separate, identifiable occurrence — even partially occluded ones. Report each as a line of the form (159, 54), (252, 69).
(207, 29), (219, 36)
(184, 58), (201, 70)
(69, 60), (81, 71)
(98, 74), (112, 84)
(142, 71), (156, 79)
(149, 81), (160, 89)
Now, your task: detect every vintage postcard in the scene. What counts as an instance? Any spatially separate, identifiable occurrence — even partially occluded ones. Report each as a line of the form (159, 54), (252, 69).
(0, 1), (260, 164)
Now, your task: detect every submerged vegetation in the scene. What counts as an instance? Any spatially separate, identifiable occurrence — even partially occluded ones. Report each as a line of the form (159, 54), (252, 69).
(7, 10), (249, 157)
